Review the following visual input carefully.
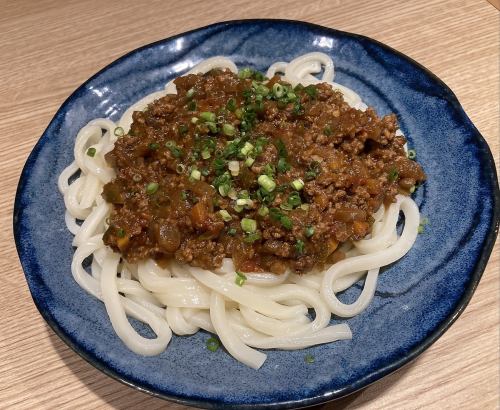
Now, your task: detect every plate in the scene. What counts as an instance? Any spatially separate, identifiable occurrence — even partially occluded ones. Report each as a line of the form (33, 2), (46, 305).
(14, 20), (499, 408)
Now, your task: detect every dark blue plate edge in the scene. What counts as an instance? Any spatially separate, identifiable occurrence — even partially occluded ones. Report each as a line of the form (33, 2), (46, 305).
(12, 18), (500, 409)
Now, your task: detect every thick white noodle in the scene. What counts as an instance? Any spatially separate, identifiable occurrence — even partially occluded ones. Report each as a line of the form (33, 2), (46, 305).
(59, 55), (421, 368)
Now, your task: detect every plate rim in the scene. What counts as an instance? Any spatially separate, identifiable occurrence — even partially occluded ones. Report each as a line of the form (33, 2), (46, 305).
(13, 18), (500, 409)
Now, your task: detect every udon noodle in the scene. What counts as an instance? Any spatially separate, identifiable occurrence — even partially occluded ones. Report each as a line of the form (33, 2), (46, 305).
(58, 53), (421, 369)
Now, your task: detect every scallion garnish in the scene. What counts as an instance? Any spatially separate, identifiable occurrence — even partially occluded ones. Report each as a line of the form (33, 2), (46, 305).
(227, 227), (237, 236)
(304, 85), (318, 98)
(305, 226), (315, 238)
(186, 88), (195, 99)
(190, 169), (201, 181)
(277, 157), (290, 174)
(146, 182), (159, 195)
(86, 147), (96, 157)
(304, 354), (315, 364)
(165, 141), (183, 158)
(244, 157), (255, 167)
(114, 127), (124, 137)
(295, 239), (305, 255)
(178, 124), (189, 135)
(291, 179), (304, 191)
(206, 121), (218, 133)
(323, 125), (332, 136)
(244, 232), (261, 243)
(206, 337), (220, 352)
(222, 123), (235, 136)
(235, 271), (247, 286)
(148, 142), (159, 150)
(269, 208), (293, 230)
(388, 168), (399, 182)
(116, 228), (126, 238)
(258, 174), (276, 192)
(200, 111), (216, 122)
(187, 100), (197, 111)
(218, 209), (232, 222)
(226, 98), (237, 112)
(241, 218), (257, 233)
(407, 149), (417, 160)
(258, 206), (269, 217)
(240, 142), (254, 156)
(272, 83), (284, 98)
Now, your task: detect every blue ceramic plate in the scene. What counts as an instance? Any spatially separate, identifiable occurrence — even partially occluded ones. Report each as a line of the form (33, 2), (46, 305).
(14, 20), (499, 408)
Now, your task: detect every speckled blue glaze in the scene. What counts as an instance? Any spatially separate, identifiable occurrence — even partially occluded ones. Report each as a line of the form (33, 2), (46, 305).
(14, 20), (499, 408)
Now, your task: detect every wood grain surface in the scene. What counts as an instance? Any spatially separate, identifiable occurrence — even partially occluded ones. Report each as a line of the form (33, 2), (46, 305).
(1, 1), (498, 409)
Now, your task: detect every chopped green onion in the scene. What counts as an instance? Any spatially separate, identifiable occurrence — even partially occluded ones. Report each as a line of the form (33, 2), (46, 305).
(236, 198), (253, 208)
(388, 168), (399, 182)
(219, 184), (230, 197)
(226, 98), (237, 112)
(305, 161), (321, 181)
(228, 188), (238, 200)
(227, 227), (237, 236)
(206, 337), (220, 352)
(190, 169), (201, 180)
(148, 142), (159, 150)
(244, 157), (255, 167)
(187, 100), (197, 111)
(116, 228), (125, 238)
(235, 271), (247, 287)
(234, 108), (243, 119)
(86, 147), (96, 157)
(277, 157), (290, 174)
(176, 164), (186, 174)
(304, 85), (318, 98)
(228, 160), (240, 176)
(178, 124), (189, 135)
(407, 149), (417, 160)
(200, 111), (216, 122)
(238, 68), (253, 79)
(272, 83), (284, 98)
(218, 209), (232, 222)
(186, 88), (195, 99)
(258, 174), (276, 192)
(287, 92), (297, 101)
(114, 127), (124, 137)
(241, 218), (257, 233)
(304, 354), (315, 364)
(201, 149), (211, 159)
(263, 163), (275, 177)
(244, 232), (261, 243)
(418, 225), (425, 234)
(166, 141), (183, 158)
(222, 123), (236, 136)
(258, 206), (269, 217)
(233, 204), (244, 212)
(323, 125), (332, 136)
(280, 203), (293, 211)
(305, 226), (315, 237)
(281, 215), (293, 230)
(146, 182), (159, 195)
(191, 117), (199, 124)
(287, 191), (302, 208)
(206, 121), (218, 133)
(291, 179), (304, 191)
(300, 203), (310, 211)
(295, 239), (305, 255)
(240, 142), (254, 156)
(255, 84), (269, 96)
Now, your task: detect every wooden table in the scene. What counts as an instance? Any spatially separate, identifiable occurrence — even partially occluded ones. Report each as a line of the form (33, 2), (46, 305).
(1, 1), (498, 409)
